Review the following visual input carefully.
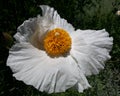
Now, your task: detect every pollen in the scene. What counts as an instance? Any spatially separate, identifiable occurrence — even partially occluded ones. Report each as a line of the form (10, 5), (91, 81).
(44, 28), (72, 56)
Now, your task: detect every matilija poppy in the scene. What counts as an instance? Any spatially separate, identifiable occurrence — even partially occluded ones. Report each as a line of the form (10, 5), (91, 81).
(7, 5), (113, 93)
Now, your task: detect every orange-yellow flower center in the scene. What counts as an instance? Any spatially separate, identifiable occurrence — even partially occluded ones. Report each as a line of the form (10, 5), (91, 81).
(44, 28), (71, 56)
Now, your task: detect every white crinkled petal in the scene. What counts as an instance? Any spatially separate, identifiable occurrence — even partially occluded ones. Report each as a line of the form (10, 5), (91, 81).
(70, 29), (113, 76)
(40, 5), (75, 33)
(15, 18), (37, 42)
(7, 43), (90, 93)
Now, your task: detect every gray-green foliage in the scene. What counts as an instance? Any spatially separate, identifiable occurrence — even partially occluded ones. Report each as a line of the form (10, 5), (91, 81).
(0, 0), (120, 96)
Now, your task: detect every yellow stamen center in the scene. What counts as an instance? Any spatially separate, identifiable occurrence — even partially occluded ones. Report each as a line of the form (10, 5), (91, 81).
(44, 28), (71, 56)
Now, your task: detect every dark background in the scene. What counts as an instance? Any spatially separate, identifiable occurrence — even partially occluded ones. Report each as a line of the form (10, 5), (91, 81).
(0, 0), (120, 96)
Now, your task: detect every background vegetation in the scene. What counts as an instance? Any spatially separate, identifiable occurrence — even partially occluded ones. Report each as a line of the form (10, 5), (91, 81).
(0, 0), (120, 96)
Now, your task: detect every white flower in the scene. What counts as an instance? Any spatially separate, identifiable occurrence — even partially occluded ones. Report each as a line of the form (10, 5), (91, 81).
(116, 10), (120, 16)
(7, 5), (113, 93)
